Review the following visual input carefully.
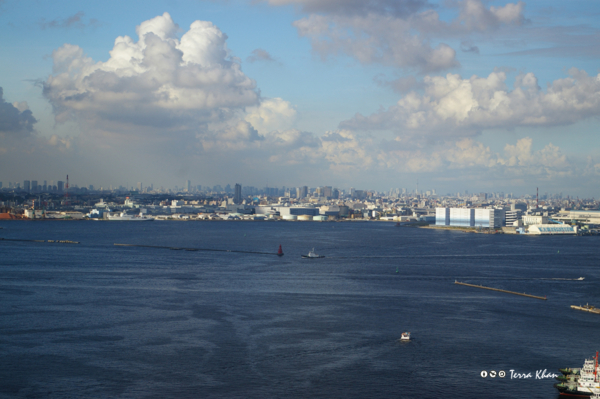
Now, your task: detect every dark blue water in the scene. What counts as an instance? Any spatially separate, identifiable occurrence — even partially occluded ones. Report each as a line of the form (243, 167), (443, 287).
(1, 220), (599, 398)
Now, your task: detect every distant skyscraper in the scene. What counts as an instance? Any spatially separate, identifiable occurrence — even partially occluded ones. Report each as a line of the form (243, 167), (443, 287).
(186, 180), (191, 192)
(300, 186), (308, 198)
(137, 182), (142, 192)
(234, 183), (242, 204)
(57, 181), (64, 192)
(43, 180), (47, 191)
(24, 180), (30, 192)
(31, 181), (38, 192)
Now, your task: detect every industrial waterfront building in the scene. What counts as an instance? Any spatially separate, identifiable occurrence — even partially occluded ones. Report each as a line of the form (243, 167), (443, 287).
(553, 210), (600, 225)
(436, 207), (503, 228)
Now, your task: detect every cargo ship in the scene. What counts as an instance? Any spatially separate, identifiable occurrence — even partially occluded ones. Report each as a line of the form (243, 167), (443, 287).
(571, 304), (600, 315)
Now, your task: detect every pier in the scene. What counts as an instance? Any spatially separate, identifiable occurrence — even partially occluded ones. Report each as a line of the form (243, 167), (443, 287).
(454, 280), (547, 300)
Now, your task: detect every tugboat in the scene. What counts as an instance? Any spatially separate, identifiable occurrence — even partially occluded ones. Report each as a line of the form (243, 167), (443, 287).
(301, 248), (325, 259)
(560, 367), (581, 376)
(400, 332), (411, 341)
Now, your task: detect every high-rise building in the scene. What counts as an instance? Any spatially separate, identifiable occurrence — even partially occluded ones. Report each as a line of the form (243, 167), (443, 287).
(31, 181), (38, 192)
(297, 186), (308, 199)
(43, 180), (47, 191)
(186, 180), (191, 192)
(24, 180), (30, 192)
(137, 182), (142, 192)
(57, 181), (64, 192)
(234, 183), (242, 204)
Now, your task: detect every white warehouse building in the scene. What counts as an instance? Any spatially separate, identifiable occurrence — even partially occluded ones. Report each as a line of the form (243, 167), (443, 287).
(436, 208), (503, 228)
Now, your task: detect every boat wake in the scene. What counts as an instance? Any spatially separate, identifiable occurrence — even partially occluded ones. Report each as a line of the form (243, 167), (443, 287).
(537, 277), (585, 281)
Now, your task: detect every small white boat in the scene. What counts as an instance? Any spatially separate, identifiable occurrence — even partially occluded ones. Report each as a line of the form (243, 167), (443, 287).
(400, 332), (411, 341)
(301, 248), (325, 259)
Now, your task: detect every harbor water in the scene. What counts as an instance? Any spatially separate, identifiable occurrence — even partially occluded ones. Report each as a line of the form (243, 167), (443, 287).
(1, 220), (599, 398)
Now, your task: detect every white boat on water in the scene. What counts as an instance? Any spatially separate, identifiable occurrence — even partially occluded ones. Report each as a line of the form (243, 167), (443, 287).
(400, 332), (411, 341)
(106, 212), (154, 221)
(301, 248), (325, 259)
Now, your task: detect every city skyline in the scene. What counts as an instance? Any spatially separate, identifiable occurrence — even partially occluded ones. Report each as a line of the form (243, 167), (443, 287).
(1, 177), (581, 200)
(1, 1), (600, 196)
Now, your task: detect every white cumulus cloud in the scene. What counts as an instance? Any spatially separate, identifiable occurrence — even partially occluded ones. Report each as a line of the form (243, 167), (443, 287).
(245, 98), (297, 134)
(341, 68), (600, 141)
(43, 12), (259, 137)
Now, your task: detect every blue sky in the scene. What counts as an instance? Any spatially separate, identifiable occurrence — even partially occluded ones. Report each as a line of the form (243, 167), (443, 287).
(1, 0), (600, 196)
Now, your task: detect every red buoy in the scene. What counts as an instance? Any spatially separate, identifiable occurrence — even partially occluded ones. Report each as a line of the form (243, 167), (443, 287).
(277, 244), (284, 257)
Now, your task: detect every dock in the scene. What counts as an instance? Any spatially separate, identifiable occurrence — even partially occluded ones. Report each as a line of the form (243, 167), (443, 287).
(454, 280), (547, 300)
(570, 304), (600, 314)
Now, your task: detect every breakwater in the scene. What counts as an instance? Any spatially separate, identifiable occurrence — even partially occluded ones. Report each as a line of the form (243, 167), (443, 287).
(0, 238), (79, 244)
(454, 280), (547, 300)
(114, 243), (281, 256)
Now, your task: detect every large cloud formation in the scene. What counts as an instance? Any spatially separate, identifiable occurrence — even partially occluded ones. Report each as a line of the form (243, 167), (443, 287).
(43, 12), (259, 138)
(341, 69), (600, 141)
(266, 0), (525, 72)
